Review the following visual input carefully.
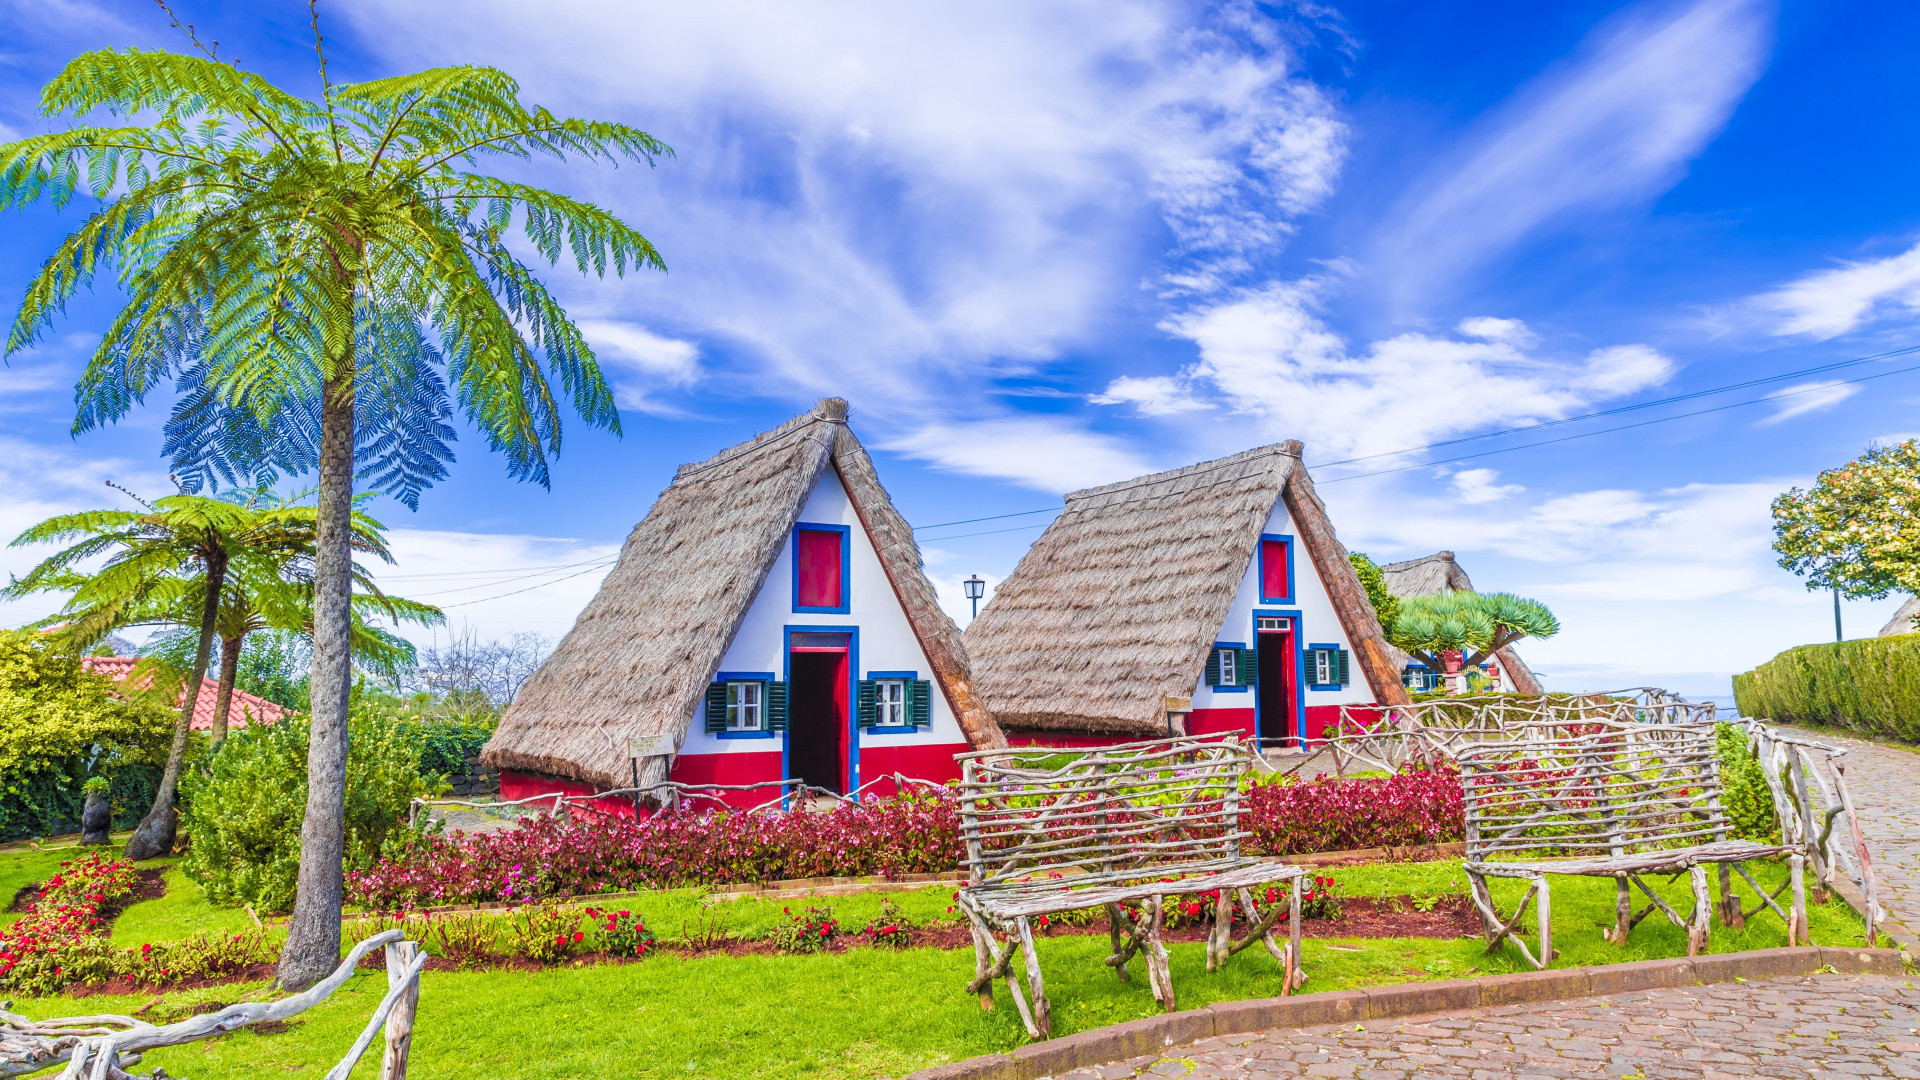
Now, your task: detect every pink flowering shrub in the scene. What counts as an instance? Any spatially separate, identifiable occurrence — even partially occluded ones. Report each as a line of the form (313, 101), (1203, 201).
(346, 791), (959, 911)
(0, 852), (140, 995)
(1241, 768), (1463, 856)
(345, 775), (1463, 912)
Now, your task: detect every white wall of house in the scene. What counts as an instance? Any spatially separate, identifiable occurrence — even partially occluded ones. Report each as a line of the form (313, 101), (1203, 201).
(675, 467), (965, 758)
(1192, 497), (1375, 709)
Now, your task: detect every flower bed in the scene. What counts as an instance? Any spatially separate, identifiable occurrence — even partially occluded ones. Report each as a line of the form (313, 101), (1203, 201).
(347, 790), (961, 910)
(0, 853), (139, 995)
(348, 771), (1465, 912)
(1242, 768), (1464, 856)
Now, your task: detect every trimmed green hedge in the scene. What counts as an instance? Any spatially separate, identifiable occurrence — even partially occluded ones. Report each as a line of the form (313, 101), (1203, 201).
(1732, 633), (1920, 740)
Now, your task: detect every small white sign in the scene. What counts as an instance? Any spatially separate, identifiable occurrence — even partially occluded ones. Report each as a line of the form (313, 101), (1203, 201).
(628, 734), (676, 759)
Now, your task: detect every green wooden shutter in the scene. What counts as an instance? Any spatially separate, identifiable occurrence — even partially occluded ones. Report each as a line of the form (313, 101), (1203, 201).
(910, 680), (933, 727)
(1303, 651), (1322, 688)
(766, 681), (789, 731)
(857, 680), (877, 727)
(704, 683), (728, 733)
(1336, 649), (1351, 687)
(1204, 648), (1222, 686)
(1238, 648), (1258, 687)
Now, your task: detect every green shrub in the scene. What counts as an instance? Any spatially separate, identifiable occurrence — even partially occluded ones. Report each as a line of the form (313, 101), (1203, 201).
(1732, 634), (1920, 741)
(1714, 722), (1779, 843)
(179, 710), (442, 912)
(0, 629), (175, 841)
(414, 713), (497, 780)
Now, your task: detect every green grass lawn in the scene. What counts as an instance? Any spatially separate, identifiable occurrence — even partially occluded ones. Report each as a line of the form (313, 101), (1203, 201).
(1, 851), (1875, 1079)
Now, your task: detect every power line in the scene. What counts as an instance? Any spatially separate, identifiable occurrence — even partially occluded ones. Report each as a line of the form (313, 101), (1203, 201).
(919, 521), (1057, 542)
(377, 556), (617, 581)
(908, 342), (1920, 536)
(1315, 358), (1920, 484)
(438, 561), (618, 608)
(399, 557), (619, 599)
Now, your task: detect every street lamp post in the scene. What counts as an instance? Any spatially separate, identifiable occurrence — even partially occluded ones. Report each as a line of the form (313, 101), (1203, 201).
(963, 574), (986, 619)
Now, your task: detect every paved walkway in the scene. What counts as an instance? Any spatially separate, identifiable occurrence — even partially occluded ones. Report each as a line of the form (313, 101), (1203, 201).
(1060, 974), (1920, 1079)
(1775, 726), (1920, 942)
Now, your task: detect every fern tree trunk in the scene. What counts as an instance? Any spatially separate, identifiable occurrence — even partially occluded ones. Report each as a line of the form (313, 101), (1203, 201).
(279, 343), (357, 991)
(211, 632), (243, 746)
(125, 549), (226, 860)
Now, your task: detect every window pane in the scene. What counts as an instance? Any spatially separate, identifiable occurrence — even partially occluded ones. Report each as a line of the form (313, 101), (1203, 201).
(796, 529), (844, 608)
(1261, 540), (1289, 600)
(1219, 649), (1236, 686)
(876, 680), (905, 725)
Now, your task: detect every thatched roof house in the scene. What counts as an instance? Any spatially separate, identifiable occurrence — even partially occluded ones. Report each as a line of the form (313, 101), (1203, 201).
(485, 398), (1003, 799)
(1879, 596), (1919, 637)
(1378, 551), (1544, 694)
(964, 441), (1408, 742)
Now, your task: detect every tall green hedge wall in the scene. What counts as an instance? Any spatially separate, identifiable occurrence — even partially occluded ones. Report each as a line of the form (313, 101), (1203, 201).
(1732, 633), (1920, 740)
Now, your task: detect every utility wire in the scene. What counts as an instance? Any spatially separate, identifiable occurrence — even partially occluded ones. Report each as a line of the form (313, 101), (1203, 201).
(910, 342), (1920, 537)
(438, 561), (619, 608)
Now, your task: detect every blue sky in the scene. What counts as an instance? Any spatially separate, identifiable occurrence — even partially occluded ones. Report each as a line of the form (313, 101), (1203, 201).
(3, 0), (1918, 698)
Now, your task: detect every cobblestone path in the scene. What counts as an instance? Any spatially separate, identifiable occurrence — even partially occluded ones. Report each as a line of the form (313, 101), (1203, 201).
(1061, 974), (1920, 1079)
(1776, 727), (1920, 942)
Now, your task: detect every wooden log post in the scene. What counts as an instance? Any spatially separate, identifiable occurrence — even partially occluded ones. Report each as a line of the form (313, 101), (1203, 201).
(1788, 854), (1807, 947)
(1612, 875), (1632, 945)
(1833, 764), (1880, 947)
(381, 941), (421, 1080)
(1016, 917), (1049, 1041)
(1287, 874), (1304, 992)
(1686, 866), (1710, 957)
(1535, 875), (1553, 969)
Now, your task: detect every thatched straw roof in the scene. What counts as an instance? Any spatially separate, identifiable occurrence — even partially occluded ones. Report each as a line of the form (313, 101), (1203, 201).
(964, 442), (1408, 736)
(1379, 551), (1543, 694)
(484, 398), (1003, 789)
(1879, 595), (1919, 637)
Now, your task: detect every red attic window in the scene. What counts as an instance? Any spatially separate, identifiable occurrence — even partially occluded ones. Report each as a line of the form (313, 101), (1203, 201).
(796, 527), (846, 610)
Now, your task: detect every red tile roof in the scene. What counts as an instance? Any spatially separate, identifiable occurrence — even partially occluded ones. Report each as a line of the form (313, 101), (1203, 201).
(82, 656), (290, 730)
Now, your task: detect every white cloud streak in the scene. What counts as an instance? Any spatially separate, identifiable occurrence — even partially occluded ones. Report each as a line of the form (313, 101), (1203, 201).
(1752, 240), (1920, 339)
(1377, 0), (1773, 300)
(882, 418), (1157, 494)
(1147, 278), (1674, 459)
(1755, 380), (1860, 426)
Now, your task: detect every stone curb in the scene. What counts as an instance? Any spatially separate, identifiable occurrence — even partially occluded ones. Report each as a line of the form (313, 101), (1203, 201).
(901, 946), (1908, 1080)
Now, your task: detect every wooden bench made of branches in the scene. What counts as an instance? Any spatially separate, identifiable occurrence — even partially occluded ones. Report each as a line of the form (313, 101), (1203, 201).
(1457, 722), (1804, 971)
(955, 736), (1305, 1040)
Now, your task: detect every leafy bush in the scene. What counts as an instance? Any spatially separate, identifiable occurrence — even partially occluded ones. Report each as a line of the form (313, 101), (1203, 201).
(413, 714), (497, 780)
(773, 905), (838, 953)
(0, 630), (175, 841)
(1241, 768), (1464, 856)
(587, 906), (657, 957)
(180, 709), (442, 912)
(1733, 635), (1920, 741)
(426, 913), (497, 968)
(1715, 722), (1780, 843)
(124, 930), (276, 987)
(509, 901), (585, 964)
(857, 898), (913, 949)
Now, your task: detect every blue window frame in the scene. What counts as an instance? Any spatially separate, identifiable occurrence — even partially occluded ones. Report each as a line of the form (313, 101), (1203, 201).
(863, 670), (920, 734)
(1258, 534), (1295, 604)
(712, 670), (779, 738)
(1304, 644), (1345, 692)
(792, 522), (852, 615)
(783, 624), (862, 794)
(1208, 641), (1250, 693)
(1251, 607), (1306, 742)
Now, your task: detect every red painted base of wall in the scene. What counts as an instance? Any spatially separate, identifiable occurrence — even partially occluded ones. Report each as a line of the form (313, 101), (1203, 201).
(670, 751), (786, 810)
(857, 743), (968, 796)
(499, 770), (642, 820)
(1188, 707), (1255, 740)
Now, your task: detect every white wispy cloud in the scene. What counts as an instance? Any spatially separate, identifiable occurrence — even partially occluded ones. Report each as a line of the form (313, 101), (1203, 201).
(1087, 375), (1211, 416)
(1377, 0), (1773, 300)
(1149, 278), (1674, 459)
(343, 0), (1350, 414)
(578, 319), (702, 416)
(1755, 380), (1861, 426)
(882, 417), (1157, 494)
(1751, 240), (1920, 339)
(1447, 468), (1523, 504)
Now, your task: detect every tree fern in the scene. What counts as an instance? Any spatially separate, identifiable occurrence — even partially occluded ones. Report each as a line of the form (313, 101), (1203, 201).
(1, 37), (668, 986)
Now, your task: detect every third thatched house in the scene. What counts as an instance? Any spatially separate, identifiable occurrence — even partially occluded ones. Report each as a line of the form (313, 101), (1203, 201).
(963, 441), (1409, 748)
(1378, 551), (1544, 694)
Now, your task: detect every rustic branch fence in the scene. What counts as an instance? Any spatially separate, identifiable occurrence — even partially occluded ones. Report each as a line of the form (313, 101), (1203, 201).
(408, 771), (946, 829)
(0, 930), (422, 1080)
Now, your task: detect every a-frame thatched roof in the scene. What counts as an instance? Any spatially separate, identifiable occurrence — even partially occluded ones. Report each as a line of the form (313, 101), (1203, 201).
(484, 398), (1004, 788)
(964, 442), (1409, 736)
(1379, 551), (1544, 695)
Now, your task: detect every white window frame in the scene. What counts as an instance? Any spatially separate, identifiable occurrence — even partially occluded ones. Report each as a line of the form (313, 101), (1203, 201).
(726, 681), (764, 731)
(1218, 648), (1238, 687)
(1311, 649), (1334, 686)
(874, 679), (908, 727)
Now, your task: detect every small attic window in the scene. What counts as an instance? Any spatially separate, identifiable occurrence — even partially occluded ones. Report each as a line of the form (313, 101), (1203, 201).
(794, 524), (849, 612)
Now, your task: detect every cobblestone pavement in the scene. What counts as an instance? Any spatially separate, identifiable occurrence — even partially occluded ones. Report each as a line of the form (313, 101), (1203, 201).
(1776, 726), (1920, 940)
(1059, 974), (1920, 1079)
